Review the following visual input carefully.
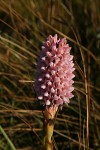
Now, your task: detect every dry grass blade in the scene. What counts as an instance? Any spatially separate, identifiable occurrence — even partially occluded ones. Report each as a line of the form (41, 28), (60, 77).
(0, 0), (100, 149)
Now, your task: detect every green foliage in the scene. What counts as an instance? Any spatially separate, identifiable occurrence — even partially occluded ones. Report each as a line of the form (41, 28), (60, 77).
(0, 0), (100, 149)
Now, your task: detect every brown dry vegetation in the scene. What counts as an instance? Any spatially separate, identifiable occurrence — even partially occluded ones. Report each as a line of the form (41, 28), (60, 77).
(0, 0), (100, 150)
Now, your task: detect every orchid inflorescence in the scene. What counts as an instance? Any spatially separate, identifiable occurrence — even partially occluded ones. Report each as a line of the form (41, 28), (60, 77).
(35, 34), (75, 108)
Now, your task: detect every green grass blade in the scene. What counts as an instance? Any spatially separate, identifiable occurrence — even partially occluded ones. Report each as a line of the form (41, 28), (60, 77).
(0, 126), (16, 150)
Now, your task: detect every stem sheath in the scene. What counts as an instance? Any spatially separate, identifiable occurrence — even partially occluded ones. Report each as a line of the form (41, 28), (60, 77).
(44, 106), (58, 150)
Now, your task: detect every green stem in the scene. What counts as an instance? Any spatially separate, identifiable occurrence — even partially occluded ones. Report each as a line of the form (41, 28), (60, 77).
(44, 106), (58, 150)
(45, 120), (54, 150)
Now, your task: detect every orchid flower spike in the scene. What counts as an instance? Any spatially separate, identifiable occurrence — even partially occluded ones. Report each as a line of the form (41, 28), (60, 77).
(34, 34), (75, 109)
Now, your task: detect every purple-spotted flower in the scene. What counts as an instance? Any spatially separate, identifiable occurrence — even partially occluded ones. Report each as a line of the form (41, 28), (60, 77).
(34, 34), (75, 108)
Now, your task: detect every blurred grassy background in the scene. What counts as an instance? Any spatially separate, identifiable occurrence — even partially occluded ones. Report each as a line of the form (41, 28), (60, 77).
(0, 0), (100, 150)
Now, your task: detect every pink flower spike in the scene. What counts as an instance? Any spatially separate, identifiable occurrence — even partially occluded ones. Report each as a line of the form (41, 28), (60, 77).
(34, 34), (75, 108)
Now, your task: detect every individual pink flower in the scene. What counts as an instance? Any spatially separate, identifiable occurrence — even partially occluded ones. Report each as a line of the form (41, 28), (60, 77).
(34, 34), (75, 108)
